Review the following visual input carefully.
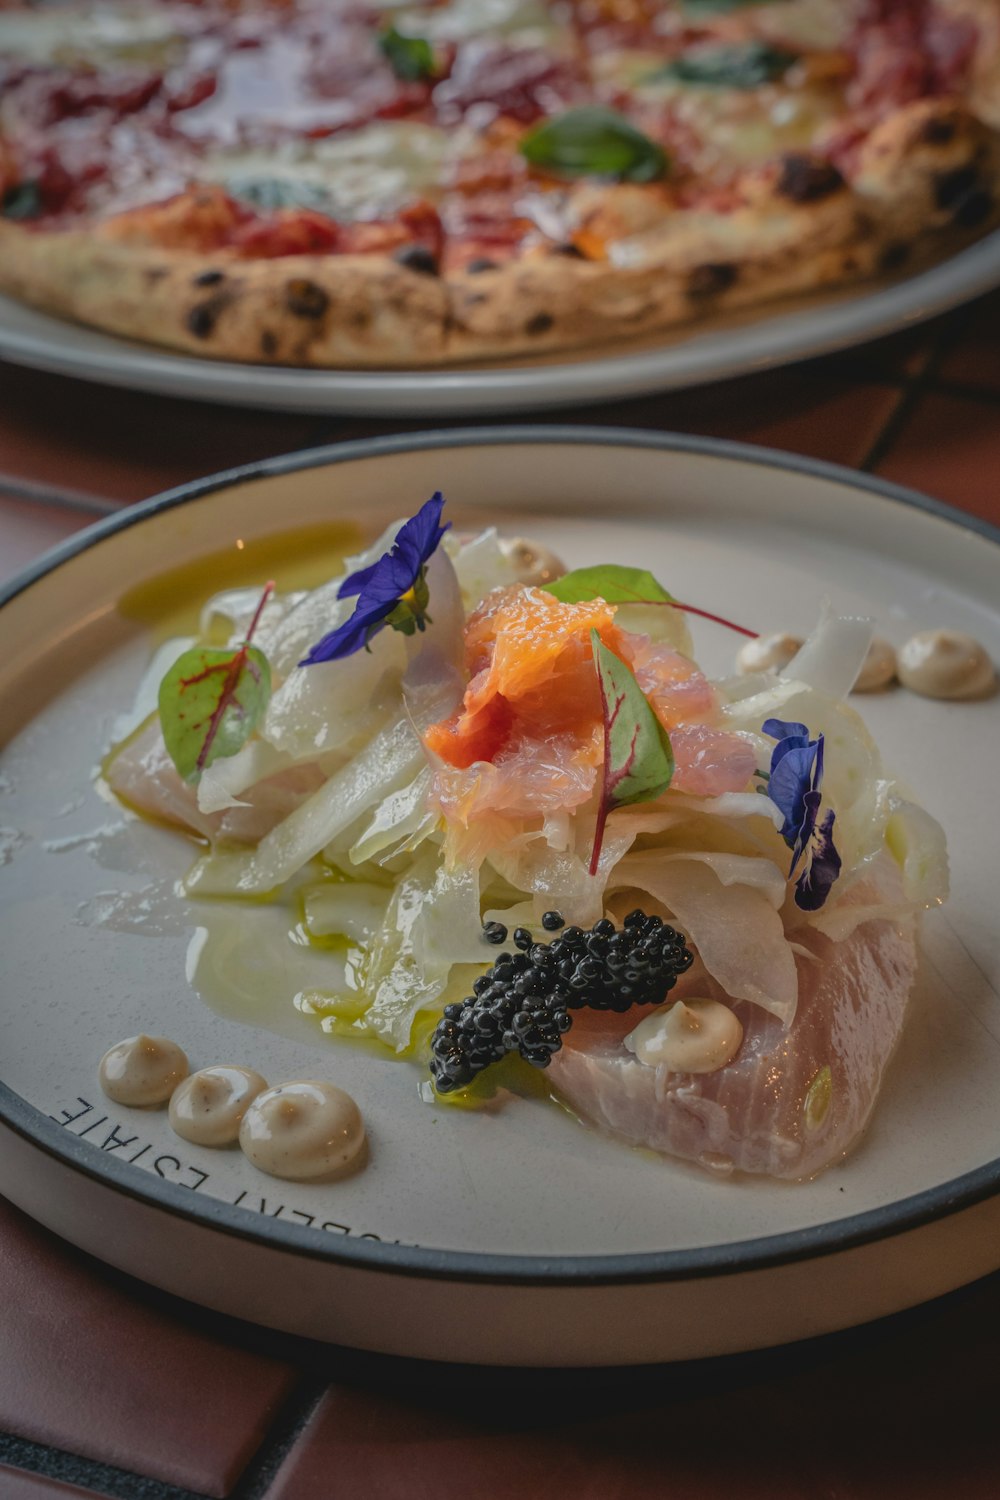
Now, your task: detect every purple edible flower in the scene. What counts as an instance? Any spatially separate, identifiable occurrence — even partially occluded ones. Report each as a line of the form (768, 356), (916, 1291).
(762, 717), (842, 912)
(299, 492), (450, 665)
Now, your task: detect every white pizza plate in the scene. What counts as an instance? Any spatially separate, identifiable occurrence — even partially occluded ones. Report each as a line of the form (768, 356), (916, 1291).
(0, 232), (999, 415)
(1, 428), (999, 1367)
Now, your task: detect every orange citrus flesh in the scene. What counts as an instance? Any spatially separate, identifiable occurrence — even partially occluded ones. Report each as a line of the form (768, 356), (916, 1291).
(424, 586), (625, 771)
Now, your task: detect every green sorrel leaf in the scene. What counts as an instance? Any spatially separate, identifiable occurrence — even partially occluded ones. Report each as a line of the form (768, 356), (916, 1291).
(589, 630), (674, 874)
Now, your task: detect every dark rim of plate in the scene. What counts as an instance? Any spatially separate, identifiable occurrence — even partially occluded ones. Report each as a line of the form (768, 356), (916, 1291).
(2, 424), (998, 1289)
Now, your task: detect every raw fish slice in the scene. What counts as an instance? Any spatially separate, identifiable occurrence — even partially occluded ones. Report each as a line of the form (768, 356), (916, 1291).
(426, 585), (757, 837)
(668, 724), (759, 797)
(624, 637), (718, 727)
(548, 856), (917, 1180)
(105, 719), (324, 844)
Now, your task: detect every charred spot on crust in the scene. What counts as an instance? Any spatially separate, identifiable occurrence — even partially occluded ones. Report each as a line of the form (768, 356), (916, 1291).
(776, 155), (845, 204)
(186, 290), (231, 339)
(879, 241), (911, 273)
(920, 116), (957, 147)
(687, 261), (738, 299)
(554, 242), (586, 259)
(393, 244), (439, 276)
(193, 268), (225, 287)
(466, 257), (498, 274)
(936, 164), (978, 208)
(260, 329), (278, 358)
(956, 190), (992, 228)
(934, 165), (993, 227)
(144, 267), (168, 285)
(526, 312), (554, 335)
(285, 278), (330, 319)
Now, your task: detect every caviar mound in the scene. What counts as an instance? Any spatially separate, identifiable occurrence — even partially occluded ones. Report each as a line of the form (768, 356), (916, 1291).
(429, 910), (694, 1094)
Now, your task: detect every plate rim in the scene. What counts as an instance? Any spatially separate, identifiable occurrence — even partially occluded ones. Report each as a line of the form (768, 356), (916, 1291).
(3, 423), (1000, 1288)
(1, 230), (999, 414)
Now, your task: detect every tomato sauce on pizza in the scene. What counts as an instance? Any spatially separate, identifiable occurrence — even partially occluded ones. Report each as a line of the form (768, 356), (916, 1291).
(0, 0), (996, 365)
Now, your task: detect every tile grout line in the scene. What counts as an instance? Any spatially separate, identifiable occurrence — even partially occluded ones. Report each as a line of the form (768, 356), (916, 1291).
(857, 317), (968, 474)
(919, 374), (1000, 408)
(228, 1376), (329, 1500)
(0, 473), (120, 517)
(0, 1373), (328, 1500)
(0, 1430), (211, 1500)
(856, 384), (923, 473)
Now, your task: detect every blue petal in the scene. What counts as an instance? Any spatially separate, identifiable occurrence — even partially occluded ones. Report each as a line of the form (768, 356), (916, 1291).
(394, 490), (449, 568)
(762, 718), (809, 743)
(787, 785), (822, 878)
(769, 742), (818, 842)
(338, 492), (449, 600)
(794, 808), (842, 911)
(298, 597), (395, 665)
(305, 493), (450, 665)
(337, 558), (381, 600)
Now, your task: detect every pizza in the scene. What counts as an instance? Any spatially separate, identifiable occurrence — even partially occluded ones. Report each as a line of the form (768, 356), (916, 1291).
(0, 0), (998, 368)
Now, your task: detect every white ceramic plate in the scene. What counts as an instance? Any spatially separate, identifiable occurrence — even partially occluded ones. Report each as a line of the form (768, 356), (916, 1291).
(1, 233), (999, 415)
(1, 429), (999, 1367)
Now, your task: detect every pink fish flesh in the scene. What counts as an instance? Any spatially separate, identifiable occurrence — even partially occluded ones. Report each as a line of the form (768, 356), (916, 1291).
(105, 719), (324, 844)
(547, 858), (918, 1180)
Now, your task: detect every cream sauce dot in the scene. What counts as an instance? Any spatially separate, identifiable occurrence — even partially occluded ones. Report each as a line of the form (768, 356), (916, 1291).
(736, 632), (803, 675)
(239, 1080), (366, 1181)
(498, 536), (565, 587)
(169, 1065), (268, 1147)
(852, 636), (896, 693)
(99, 1034), (188, 1108)
(897, 630), (996, 700)
(624, 998), (743, 1074)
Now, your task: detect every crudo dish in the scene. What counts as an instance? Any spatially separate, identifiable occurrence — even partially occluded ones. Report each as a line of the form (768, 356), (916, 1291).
(104, 494), (950, 1183)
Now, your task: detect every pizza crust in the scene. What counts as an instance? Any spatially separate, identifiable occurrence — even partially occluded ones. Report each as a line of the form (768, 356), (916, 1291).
(0, 100), (997, 367)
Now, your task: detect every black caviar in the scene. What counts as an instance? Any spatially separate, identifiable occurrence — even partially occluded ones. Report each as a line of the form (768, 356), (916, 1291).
(430, 910), (694, 1094)
(482, 921), (508, 945)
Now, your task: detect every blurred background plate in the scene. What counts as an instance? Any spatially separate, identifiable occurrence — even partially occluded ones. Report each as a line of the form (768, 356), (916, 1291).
(1, 429), (999, 1366)
(1, 233), (999, 416)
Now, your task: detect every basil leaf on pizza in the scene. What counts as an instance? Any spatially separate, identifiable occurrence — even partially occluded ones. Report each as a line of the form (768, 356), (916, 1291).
(379, 26), (435, 82)
(682, 0), (783, 13)
(226, 177), (333, 215)
(520, 107), (668, 183)
(0, 0), (996, 369)
(1, 181), (42, 222)
(654, 42), (799, 89)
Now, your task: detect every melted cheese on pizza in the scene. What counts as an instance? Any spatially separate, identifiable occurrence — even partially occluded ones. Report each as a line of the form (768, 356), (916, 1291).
(0, 0), (987, 263)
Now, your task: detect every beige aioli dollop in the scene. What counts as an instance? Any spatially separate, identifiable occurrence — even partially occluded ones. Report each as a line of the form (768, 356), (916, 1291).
(897, 629), (996, 700)
(498, 536), (565, 588)
(239, 1080), (366, 1182)
(852, 636), (897, 693)
(169, 1065), (268, 1147)
(99, 1034), (188, 1108)
(736, 632), (803, 675)
(624, 999), (743, 1074)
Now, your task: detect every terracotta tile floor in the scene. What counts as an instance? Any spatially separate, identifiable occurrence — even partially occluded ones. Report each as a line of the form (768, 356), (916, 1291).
(1, 287), (999, 1498)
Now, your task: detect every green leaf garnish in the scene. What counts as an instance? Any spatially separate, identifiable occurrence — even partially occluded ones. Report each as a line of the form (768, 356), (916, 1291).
(2, 181), (42, 222)
(589, 630), (674, 876)
(379, 25), (435, 82)
(520, 107), (668, 183)
(651, 41), (799, 89)
(226, 177), (333, 214)
(158, 583), (274, 783)
(682, 0), (782, 14)
(546, 566), (758, 638)
(546, 564), (675, 607)
(383, 566), (432, 638)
